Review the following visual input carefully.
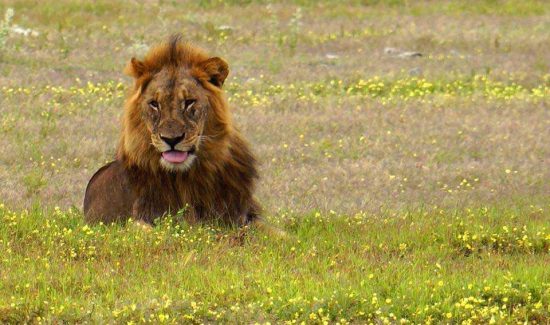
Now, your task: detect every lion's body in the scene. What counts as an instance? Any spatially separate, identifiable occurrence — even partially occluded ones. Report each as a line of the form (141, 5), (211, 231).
(83, 36), (262, 226)
(84, 133), (260, 225)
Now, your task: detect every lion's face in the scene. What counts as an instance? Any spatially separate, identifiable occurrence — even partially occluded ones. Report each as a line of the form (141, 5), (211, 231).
(140, 69), (208, 172)
(120, 38), (230, 173)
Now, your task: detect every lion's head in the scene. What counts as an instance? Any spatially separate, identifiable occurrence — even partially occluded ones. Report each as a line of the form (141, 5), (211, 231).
(118, 35), (232, 172)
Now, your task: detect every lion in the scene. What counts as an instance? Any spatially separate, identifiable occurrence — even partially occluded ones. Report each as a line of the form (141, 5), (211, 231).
(84, 35), (279, 233)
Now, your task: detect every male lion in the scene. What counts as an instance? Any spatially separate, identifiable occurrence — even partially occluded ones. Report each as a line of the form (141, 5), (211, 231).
(84, 35), (268, 229)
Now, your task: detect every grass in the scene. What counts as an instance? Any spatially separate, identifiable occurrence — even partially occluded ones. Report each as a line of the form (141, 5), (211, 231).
(1, 204), (549, 323)
(0, 0), (549, 323)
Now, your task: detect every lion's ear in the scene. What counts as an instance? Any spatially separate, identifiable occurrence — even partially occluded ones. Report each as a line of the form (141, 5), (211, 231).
(199, 57), (229, 87)
(124, 57), (147, 79)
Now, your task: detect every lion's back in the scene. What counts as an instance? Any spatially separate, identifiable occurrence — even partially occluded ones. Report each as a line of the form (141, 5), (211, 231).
(83, 160), (135, 224)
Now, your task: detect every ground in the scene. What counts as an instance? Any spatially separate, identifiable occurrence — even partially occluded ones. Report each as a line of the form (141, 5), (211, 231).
(0, 0), (549, 323)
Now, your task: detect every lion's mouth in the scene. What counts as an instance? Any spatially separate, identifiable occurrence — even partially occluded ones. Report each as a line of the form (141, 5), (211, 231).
(161, 147), (196, 164)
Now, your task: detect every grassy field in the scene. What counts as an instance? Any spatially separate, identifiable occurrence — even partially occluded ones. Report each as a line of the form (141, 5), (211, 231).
(0, 0), (549, 323)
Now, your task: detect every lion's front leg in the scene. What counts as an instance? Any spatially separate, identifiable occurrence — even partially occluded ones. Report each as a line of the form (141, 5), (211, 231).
(132, 194), (169, 224)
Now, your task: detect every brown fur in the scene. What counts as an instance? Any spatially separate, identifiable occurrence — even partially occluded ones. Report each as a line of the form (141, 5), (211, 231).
(84, 35), (262, 226)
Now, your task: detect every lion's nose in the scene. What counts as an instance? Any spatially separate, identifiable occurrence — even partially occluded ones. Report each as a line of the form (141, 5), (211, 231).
(160, 134), (185, 148)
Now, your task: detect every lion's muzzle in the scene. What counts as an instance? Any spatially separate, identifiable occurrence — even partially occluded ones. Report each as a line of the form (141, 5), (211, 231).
(160, 134), (185, 148)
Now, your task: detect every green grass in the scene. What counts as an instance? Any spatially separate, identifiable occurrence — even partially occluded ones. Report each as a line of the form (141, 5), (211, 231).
(1, 204), (549, 323)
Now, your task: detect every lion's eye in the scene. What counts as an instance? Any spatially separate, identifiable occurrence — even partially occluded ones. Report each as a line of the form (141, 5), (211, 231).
(148, 100), (159, 111)
(184, 99), (196, 109)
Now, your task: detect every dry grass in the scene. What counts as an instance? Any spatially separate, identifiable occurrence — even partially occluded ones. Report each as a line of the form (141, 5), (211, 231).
(1, 1), (548, 215)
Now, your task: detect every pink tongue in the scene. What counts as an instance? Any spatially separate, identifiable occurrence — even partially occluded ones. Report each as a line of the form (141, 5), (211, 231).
(162, 151), (189, 163)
